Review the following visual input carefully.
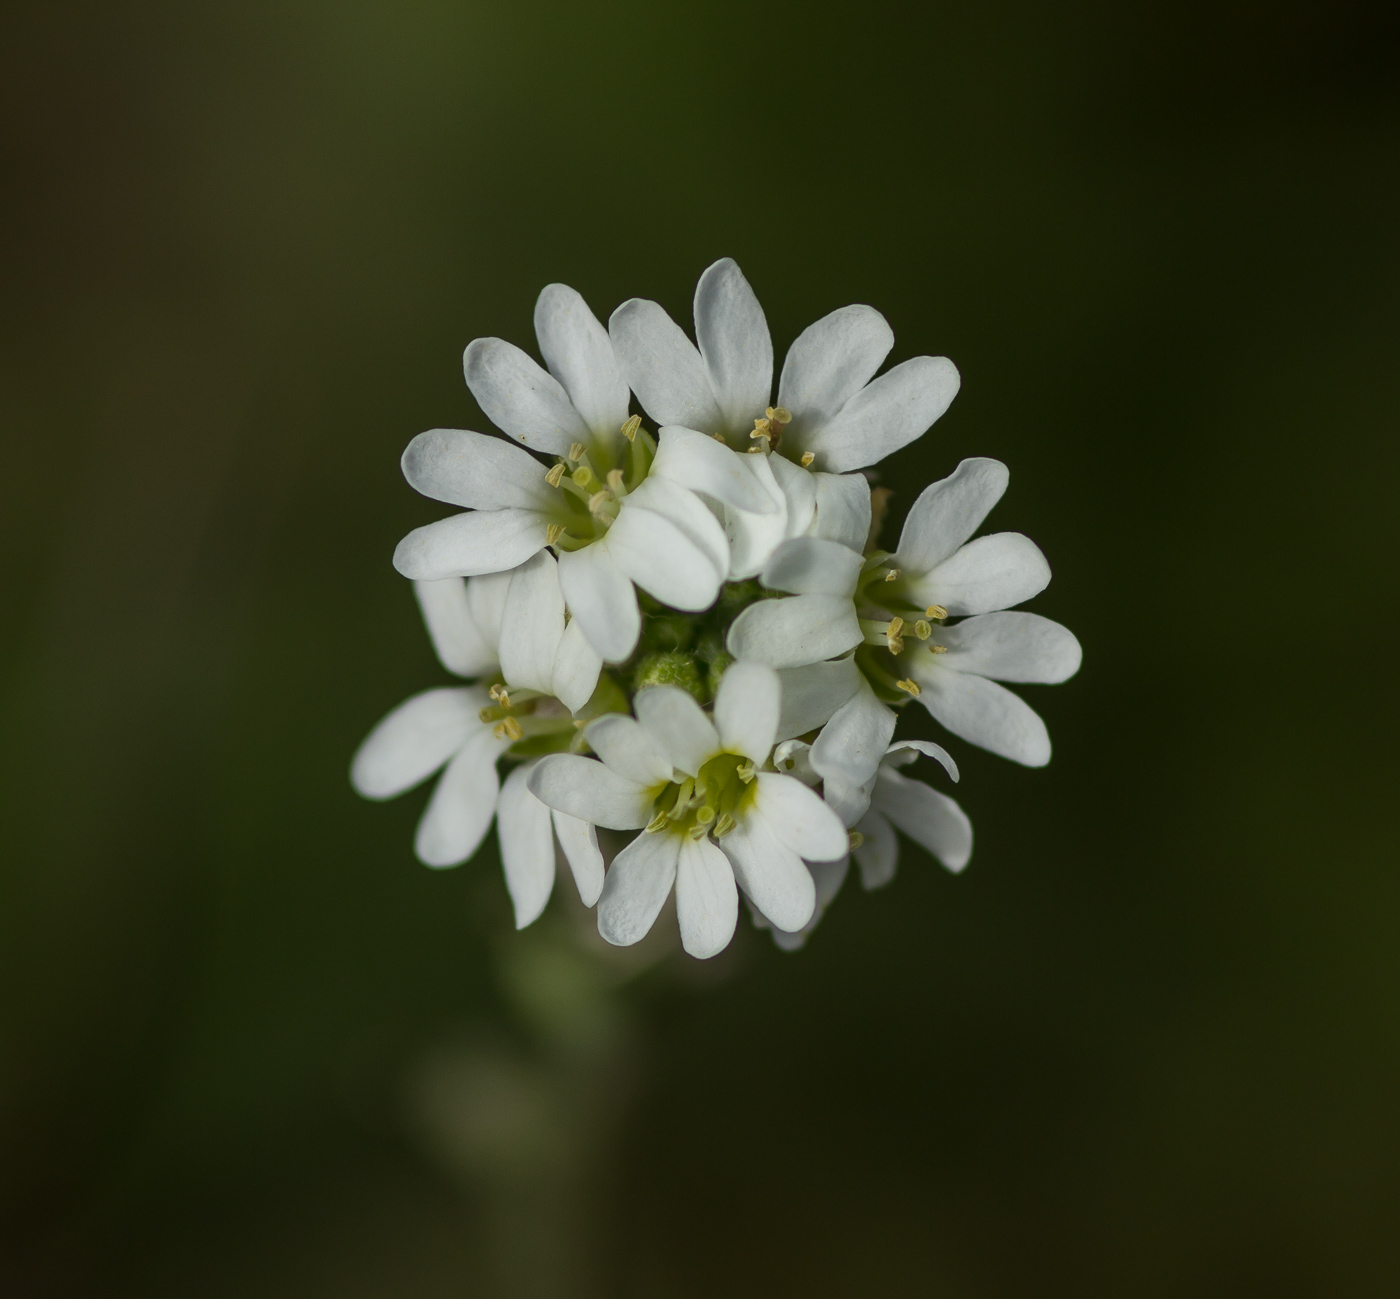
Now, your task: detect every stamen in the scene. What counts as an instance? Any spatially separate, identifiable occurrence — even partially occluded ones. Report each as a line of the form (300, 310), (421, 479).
(568, 442), (586, 463)
(886, 616), (905, 655)
(545, 462), (566, 488)
(746, 445), (763, 454)
(750, 417), (771, 441)
(621, 414), (641, 442)
(687, 821), (710, 840)
(489, 683), (510, 705)
(913, 620), (932, 640)
(926, 604), (948, 620)
(883, 568), (900, 582)
(645, 810), (669, 834)
(766, 406), (792, 426)
(587, 490), (611, 516)
(493, 716), (524, 741)
(736, 760), (756, 784)
(848, 830), (865, 851)
(713, 812), (736, 838)
(712, 433), (727, 443)
(545, 523), (564, 546)
(929, 643), (948, 655)
(799, 450), (815, 467)
(895, 678), (921, 696)
(606, 468), (626, 496)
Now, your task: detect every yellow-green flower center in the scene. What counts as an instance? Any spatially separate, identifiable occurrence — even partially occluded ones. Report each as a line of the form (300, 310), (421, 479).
(645, 751), (758, 841)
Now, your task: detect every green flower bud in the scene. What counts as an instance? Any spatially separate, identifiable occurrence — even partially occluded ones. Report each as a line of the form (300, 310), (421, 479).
(632, 651), (706, 702)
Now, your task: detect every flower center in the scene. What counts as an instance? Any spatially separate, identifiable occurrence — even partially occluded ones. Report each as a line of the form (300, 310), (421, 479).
(644, 751), (758, 841)
(545, 416), (655, 552)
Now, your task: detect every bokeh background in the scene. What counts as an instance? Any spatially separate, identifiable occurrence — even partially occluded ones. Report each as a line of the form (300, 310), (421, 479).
(3, 0), (1398, 1293)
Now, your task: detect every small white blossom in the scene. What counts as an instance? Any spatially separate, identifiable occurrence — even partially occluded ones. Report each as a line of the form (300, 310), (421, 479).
(608, 257), (959, 576)
(527, 663), (849, 958)
(350, 573), (610, 927)
(390, 283), (777, 663)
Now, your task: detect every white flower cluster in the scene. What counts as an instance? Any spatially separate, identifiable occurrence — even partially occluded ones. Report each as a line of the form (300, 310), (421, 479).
(352, 259), (1081, 958)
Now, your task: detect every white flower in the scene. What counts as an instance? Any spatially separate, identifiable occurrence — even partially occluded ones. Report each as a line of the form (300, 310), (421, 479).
(526, 663), (849, 958)
(350, 572), (613, 927)
(390, 282), (775, 662)
(608, 257), (959, 576)
(761, 738), (972, 950)
(868, 457), (1082, 765)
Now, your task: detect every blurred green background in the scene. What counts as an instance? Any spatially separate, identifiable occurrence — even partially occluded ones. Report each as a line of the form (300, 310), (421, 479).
(2, 0), (1398, 1293)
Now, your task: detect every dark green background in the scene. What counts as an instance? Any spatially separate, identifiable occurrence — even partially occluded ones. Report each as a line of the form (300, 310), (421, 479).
(2, 1), (1397, 1293)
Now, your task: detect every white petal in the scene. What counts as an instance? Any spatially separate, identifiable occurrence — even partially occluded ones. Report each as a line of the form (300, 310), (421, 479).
(414, 727), (507, 867)
(527, 753), (653, 829)
(872, 767), (973, 871)
(606, 502), (723, 612)
(753, 772), (849, 861)
(496, 762), (556, 928)
(809, 681), (897, 825)
(651, 426), (780, 515)
(584, 714), (674, 787)
(768, 454), (816, 536)
(466, 569), (512, 648)
(802, 356), (961, 473)
(624, 473), (731, 581)
(769, 853), (850, 950)
(809, 472), (872, 552)
(935, 611), (1082, 683)
(726, 594), (863, 670)
(393, 509), (547, 581)
(351, 687), (483, 800)
(895, 457), (1009, 573)
(722, 454), (791, 581)
(556, 541), (641, 663)
(552, 809), (604, 906)
(634, 685), (720, 776)
(777, 304), (894, 439)
(693, 257), (772, 432)
(760, 536), (863, 597)
(462, 337), (588, 454)
(771, 739), (818, 785)
(720, 810), (815, 932)
(498, 550), (564, 694)
(713, 660), (780, 762)
(675, 835), (739, 959)
(597, 831), (680, 947)
(608, 298), (723, 434)
(913, 665), (1053, 767)
(885, 739), (960, 782)
(913, 532), (1051, 616)
(774, 657), (862, 742)
(401, 429), (554, 512)
(413, 579), (497, 678)
(551, 617), (603, 713)
(533, 283), (629, 440)
(853, 807), (898, 889)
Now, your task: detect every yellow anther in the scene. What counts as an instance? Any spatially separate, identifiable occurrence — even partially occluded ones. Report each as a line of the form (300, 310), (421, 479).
(747, 445), (763, 454)
(545, 522), (564, 546)
(887, 616), (905, 638)
(572, 465), (595, 488)
(750, 417), (771, 440)
(766, 406), (792, 426)
(687, 821), (710, 840)
(926, 604), (948, 620)
(929, 643), (948, 655)
(887, 637), (905, 656)
(913, 620), (932, 640)
(606, 468), (625, 494)
(645, 810), (669, 834)
(545, 462), (566, 487)
(489, 683), (510, 704)
(848, 830), (865, 851)
(621, 414), (641, 442)
(895, 678), (921, 696)
(885, 617), (905, 654)
(713, 812), (736, 838)
(587, 490), (611, 516)
(736, 760), (756, 783)
(883, 568), (900, 582)
(712, 433), (727, 443)
(493, 716), (524, 741)
(568, 442), (586, 463)
(799, 450), (815, 467)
